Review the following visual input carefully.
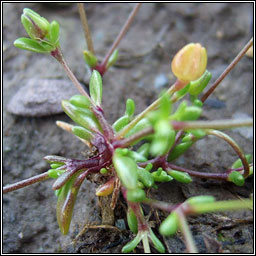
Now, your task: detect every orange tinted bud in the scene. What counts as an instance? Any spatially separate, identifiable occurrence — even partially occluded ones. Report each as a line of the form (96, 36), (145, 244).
(96, 177), (115, 196)
(171, 43), (207, 82)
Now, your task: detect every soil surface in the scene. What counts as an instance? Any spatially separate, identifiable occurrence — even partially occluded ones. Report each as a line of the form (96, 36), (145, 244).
(3, 3), (253, 254)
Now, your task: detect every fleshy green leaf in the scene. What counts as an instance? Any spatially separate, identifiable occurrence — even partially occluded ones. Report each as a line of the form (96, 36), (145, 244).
(14, 37), (49, 53)
(49, 20), (60, 45)
(89, 70), (102, 106)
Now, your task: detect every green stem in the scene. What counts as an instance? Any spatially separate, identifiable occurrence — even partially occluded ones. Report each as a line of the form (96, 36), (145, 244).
(189, 199), (252, 214)
(205, 129), (250, 178)
(201, 38), (253, 103)
(77, 3), (95, 54)
(142, 232), (151, 253)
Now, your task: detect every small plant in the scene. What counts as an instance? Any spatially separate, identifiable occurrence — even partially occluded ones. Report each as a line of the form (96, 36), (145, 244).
(3, 4), (253, 253)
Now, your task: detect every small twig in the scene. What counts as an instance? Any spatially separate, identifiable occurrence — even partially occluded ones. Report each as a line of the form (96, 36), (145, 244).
(205, 129), (250, 178)
(77, 3), (95, 54)
(3, 171), (50, 194)
(100, 3), (142, 70)
(201, 38), (253, 103)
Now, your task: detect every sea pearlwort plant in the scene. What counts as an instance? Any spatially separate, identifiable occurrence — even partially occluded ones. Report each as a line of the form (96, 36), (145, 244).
(3, 4), (253, 253)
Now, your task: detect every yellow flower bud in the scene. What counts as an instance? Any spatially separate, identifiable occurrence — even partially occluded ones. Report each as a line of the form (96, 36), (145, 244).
(171, 43), (207, 82)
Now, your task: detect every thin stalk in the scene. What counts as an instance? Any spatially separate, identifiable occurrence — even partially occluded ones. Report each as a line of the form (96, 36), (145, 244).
(51, 48), (94, 105)
(205, 129), (250, 178)
(142, 198), (177, 212)
(101, 3), (142, 70)
(201, 38), (253, 103)
(172, 119), (253, 131)
(176, 210), (198, 253)
(3, 171), (50, 194)
(77, 3), (95, 54)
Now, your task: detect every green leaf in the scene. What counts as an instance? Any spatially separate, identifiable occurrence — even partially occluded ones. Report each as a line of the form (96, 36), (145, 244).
(69, 95), (91, 109)
(14, 37), (49, 53)
(112, 115), (129, 132)
(149, 229), (166, 253)
(83, 50), (98, 68)
(122, 232), (142, 253)
(167, 170), (192, 183)
(127, 206), (138, 233)
(137, 143), (150, 159)
(62, 100), (102, 132)
(137, 167), (154, 188)
(159, 211), (179, 236)
(113, 152), (138, 190)
(231, 154), (252, 169)
(186, 195), (216, 206)
(228, 171), (245, 186)
(89, 70), (102, 106)
(125, 98), (135, 119)
(188, 70), (212, 96)
(48, 169), (65, 179)
(106, 49), (119, 69)
(127, 188), (146, 202)
(56, 173), (82, 235)
(72, 126), (93, 142)
(49, 20), (60, 45)
(168, 141), (193, 161)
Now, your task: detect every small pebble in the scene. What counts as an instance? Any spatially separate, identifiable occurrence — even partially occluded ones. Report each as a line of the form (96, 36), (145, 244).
(204, 98), (226, 109)
(7, 79), (83, 117)
(115, 219), (126, 230)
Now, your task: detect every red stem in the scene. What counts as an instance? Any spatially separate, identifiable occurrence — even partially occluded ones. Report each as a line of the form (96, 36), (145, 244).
(3, 171), (50, 194)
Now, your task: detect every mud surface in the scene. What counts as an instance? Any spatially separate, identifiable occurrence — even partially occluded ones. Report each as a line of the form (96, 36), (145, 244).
(3, 3), (253, 253)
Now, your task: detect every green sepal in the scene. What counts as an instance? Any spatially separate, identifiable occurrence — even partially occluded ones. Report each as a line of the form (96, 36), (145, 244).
(188, 70), (212, 96)
(186, 195), (216, 206)
(231, 154), (252, 169)
(49, 20), (60, 45)
(106, 49), (119, 69)
(228, 171), (245, 186)
(168, 141), (193, 161)
(186, 129), (206, 139)
(159, 211), (179, 236)
(83, 50), (98, 68)
(69, 95), (91, 109)
(149, 229), (166, 253)
(127, 206), (138, 233)
(113, 152), (138, 190)
(14, 37), (50, 53)
(174, 82), (190, 100)
(122, 232), (142, 253)
(89, 70), (102, 106)
(127, 188), (146, 202)
(167, 170), (192, 183)
(193, 99), (203, 107)
(50, 163), (64, 169)
(178, 106), (202, 121)
(137, 167), (154, 188)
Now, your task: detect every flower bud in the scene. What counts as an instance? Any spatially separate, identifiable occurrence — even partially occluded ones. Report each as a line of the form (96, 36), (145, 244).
(228, 171), (245, 186)
(171, 43), (207, 82)
(21, 8), (50, 39)
(83, 50), (98, 68)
